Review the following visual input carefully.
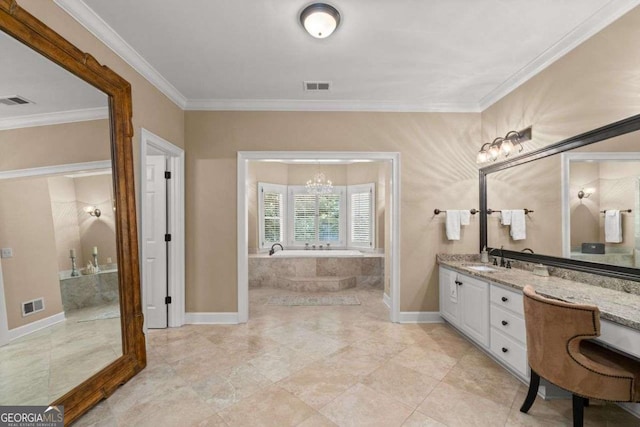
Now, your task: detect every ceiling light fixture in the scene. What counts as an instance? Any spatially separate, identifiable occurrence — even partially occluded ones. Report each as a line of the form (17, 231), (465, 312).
(476, 127), (532, 164)
(306, 172), (333, 194)
(300, 3), (341, 39)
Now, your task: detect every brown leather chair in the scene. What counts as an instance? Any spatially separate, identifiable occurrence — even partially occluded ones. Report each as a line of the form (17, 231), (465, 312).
(520, 285), (640, 427)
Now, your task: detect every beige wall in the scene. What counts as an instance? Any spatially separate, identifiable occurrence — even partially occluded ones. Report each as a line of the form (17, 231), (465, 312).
(48, 176), (84, 269)
(0, 179), (64, 329)
(0, 119), (110, 172)
(570, 162), (600, 248)
(482, 6), (640, 259)
(186, 112), (480, 313)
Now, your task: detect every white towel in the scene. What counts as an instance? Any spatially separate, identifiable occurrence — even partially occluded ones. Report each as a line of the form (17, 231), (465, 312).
(449, 280), (458, 303)
(501, 210), (512, 225)
(604, 210), (622, 243)
(445, 210), (461, 240)
(510, 209), (526, 241)
(459, 210), (471, 226)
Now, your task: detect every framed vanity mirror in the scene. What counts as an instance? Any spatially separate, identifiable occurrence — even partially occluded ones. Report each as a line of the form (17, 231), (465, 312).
(480, 113), (640, 282)
(0, 1), (145, 423)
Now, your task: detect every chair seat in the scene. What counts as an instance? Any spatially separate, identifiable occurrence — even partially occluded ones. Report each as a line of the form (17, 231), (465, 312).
(579, 340), (640, 402)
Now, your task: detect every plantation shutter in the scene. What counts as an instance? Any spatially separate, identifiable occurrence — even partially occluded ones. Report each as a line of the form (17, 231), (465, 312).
(258, 183), (286, 248)
(348, 184), (375, 248)
(292, 193), (317, 243)
(318, 193), (341, 242)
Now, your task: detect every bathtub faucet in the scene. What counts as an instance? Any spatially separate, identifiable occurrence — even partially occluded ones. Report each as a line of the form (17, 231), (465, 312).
(269, 243), (284, 256)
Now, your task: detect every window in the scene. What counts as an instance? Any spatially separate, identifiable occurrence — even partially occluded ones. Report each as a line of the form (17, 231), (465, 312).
(259, 183), (375, 250)
(288, 186), (346, 246)
(348, 184), (375, 248)
(258, 183), (286, 248)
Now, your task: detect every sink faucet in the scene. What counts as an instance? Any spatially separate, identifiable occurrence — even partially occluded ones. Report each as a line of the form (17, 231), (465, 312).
(488, 246), (506, 267)
(269, 243), (284, 256)
(521, 248), (535, 254)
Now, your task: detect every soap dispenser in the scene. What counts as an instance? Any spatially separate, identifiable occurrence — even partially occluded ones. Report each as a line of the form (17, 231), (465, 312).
(480, 246), (489, 263)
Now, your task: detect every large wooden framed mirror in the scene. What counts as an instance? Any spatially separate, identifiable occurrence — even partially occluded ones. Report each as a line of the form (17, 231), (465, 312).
(0, 0), (145, 424)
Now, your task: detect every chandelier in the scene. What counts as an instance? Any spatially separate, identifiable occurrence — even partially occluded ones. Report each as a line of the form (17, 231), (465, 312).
(306, 172), (333, 194)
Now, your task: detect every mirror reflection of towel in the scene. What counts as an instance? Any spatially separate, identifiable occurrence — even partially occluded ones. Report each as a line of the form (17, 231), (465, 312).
(510, 209), (526, 240)
(605, 210), (622, 243)
(459, 210), (471, 226)
(501, 210), (512, 225)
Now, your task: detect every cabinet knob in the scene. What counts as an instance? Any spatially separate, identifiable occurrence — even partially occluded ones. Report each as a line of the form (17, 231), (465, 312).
(455, 280), (463, 286)
(501, 320), (508, 326)
(501, 296), (509, 302)
(502, 347), (509, 353)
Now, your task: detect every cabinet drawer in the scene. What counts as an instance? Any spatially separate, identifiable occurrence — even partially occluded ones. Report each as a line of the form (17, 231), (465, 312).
(490, 285), (524, 316)
(490, 328), (528, 377)
(490, 304), (526, 344)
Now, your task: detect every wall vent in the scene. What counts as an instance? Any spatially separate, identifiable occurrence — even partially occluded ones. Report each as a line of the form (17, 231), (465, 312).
(303, 81), (331, 92)
(0, 95), (33, 106)
(22, 297), (45, 317)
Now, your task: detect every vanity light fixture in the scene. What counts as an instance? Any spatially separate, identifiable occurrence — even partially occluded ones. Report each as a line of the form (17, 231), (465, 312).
(300, 3), (341, 39)
(84, 206), (101, 218)
(477, 127), (533, 164)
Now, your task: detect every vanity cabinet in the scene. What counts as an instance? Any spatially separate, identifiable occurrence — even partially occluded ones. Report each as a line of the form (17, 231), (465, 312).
(489, 285), (529, 378)
(439, 266), (528, 381)
(439, 267), (489, 346)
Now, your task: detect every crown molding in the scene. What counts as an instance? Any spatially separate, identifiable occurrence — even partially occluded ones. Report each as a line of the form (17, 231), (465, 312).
(0, 107), (108, 130)
(185, 98), (481, 113)
(478, 0), (640, 110)
(54, 0), (187, 109)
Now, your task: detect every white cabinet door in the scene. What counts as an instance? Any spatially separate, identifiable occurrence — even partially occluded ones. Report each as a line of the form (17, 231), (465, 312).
(439, 267), (460, 326)
(459, 275), (490, 346)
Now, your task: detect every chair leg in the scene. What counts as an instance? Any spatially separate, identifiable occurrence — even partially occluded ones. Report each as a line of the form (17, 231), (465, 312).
(572, 394), (584, 427)
(520, 369), (540, 413)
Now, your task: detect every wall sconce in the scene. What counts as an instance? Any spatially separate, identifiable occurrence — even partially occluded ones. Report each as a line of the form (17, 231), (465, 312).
(84, 206), (101, 218)
(477, 127), (533, 164)
(578, 188), (594, 199)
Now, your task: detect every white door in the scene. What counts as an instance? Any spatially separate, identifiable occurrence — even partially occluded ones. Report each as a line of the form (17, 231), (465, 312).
(144, 155), (168, 328)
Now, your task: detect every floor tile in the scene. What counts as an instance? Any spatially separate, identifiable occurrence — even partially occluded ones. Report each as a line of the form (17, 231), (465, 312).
(361, 361), (440, 408)
(320, 383), (414, 427)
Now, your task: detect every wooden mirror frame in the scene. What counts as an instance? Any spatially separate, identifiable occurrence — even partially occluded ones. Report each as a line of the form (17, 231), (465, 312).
(0, 0), (145, 423)
(479, 113), (640, 283)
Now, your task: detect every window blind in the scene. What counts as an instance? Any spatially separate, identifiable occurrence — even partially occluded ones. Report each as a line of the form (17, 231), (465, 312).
(293, 193), (316, 242)
(318, 194), (341, 242)
(263, 191), (283, 243)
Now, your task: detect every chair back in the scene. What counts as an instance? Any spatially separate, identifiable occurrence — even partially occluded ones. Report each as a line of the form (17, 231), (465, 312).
(522, 285), (600, 389)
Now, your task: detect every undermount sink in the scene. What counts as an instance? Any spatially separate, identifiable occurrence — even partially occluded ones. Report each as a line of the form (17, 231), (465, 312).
(465, 265), (498, 272)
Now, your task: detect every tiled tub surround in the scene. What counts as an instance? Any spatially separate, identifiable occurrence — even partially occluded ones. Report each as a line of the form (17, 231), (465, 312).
(59, 269), (119, 311)
(437, 254), (640, 331)
(249, 253), (383, 291)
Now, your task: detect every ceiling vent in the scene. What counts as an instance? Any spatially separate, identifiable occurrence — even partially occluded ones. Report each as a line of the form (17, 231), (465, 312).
(304, 81), (331, 92)
(0, 95), (33, 106)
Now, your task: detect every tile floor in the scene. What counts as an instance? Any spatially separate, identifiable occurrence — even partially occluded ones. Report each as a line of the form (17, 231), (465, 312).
(0, 303), (121, 405)
(75, 288), (639, 426)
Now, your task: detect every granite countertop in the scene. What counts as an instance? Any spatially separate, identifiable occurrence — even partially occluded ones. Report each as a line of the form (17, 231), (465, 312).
(437, 255), (640, 331)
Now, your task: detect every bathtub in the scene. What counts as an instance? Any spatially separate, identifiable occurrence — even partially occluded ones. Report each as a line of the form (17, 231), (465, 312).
(271, 249), (363, 258)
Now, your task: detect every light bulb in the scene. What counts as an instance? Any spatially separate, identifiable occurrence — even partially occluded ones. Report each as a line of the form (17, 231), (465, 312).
(488, 145), (500, 161)
(476, 151), (489, 163)
(501, 140), (514, 156)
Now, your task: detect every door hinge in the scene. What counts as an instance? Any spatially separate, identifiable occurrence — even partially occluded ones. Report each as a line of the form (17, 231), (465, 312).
(165, 296), (172, 304)
(165, 234), (172, 242)
(164, 171), (171, 179)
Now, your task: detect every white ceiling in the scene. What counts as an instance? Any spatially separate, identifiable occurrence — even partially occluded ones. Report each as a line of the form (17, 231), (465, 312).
(0, 32), (107, 128)
(55, 0), (640, 112)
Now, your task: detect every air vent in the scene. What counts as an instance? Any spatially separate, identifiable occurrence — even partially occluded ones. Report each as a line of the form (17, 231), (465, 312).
(0, 95), (33, 106)
(22, 297), (45, 317)
(304, 81), (331, 92)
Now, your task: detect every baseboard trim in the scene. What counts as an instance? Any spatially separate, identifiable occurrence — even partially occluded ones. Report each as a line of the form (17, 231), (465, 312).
(185, 312), (239, 325)
(8, 312), (66, 341)
(382, 293), (391, 309)
(618, 402), (640, 419)
(399, 311), (443, 324)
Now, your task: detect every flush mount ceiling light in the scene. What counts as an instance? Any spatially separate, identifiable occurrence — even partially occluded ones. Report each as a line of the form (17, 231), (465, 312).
(300, 3), (341, 39)
(476, 127), (533, 164)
